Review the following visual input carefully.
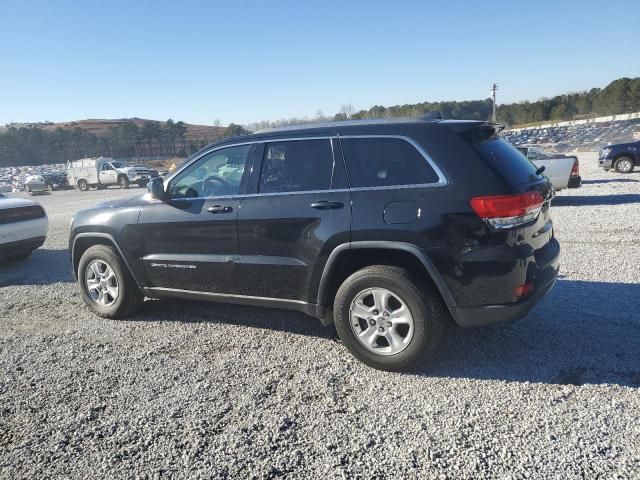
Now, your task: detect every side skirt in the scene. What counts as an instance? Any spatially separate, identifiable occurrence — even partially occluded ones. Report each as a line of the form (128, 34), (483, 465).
(143, 287), (324, 321)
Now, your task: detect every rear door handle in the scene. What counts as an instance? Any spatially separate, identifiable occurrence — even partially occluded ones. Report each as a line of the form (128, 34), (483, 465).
(310, 201), (344, 210)
(207, 205), (233, 214)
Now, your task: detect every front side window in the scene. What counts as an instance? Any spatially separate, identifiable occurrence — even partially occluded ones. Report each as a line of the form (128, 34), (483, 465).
(258, 139), (333, 193)
(341, 137), (440, 188)
(169, 144), (252, 198)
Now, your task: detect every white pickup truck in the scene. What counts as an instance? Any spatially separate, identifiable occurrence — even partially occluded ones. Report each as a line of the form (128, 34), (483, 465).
(516, 146), (582, 191)
(67, 157), (151, 191)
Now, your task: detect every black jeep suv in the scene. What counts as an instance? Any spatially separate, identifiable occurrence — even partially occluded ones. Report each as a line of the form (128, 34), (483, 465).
(69, 118), (560, 371)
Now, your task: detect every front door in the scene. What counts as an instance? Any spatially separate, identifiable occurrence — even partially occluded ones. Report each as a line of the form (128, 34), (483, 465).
(137, 144), (256, 293)
(236, 138), (351, 303)
(99, 163), (117, 184)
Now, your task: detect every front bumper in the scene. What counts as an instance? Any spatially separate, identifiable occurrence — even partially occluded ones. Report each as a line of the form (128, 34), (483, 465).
(450, 238), (560, 327)
(598, 157), (613, 170)
(0, 235), (45, 258)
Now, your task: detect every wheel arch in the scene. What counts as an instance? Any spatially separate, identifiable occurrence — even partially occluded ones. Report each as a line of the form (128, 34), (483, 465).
(613, 153), (636, 165)
(72, 233), (143, 289)
(316, 241), (457, 323)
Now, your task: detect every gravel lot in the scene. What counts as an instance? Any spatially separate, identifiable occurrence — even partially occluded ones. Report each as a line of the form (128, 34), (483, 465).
(1, 160), (639, 479)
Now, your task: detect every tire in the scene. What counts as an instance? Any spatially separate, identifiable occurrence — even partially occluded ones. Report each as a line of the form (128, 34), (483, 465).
(614, 156), (635, 173)
(77, 179), (88, 191)
(24, 185), (31, 193)
(137, 180), (147, 188)
(118, 176), (129, 189)
(333, 265), (446, 371)
(77, 245), (143, 319)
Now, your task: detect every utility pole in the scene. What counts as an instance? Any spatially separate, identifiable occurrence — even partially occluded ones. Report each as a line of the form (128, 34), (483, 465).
(490, 83), (498, 122)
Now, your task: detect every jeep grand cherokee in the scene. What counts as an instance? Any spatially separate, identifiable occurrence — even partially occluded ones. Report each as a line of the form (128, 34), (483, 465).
(69, 117), (560, 371)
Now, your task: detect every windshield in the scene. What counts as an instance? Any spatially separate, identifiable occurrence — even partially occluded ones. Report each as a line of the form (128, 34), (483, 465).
(474, 138), (544, 185)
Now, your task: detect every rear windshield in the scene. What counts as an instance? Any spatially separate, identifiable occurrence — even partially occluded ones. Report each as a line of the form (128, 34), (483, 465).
(473, 138), (543, 185)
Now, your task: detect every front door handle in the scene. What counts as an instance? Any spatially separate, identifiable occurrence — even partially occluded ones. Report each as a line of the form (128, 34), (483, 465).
(207, 205), (233, 214)
(310, 201), (344, 210)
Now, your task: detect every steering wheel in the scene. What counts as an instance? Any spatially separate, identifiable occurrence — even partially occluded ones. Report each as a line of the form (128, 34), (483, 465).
(202, 175), (231, 197)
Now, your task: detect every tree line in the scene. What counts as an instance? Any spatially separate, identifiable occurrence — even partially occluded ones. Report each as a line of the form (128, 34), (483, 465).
(342, 77), (640, 125)
(0, 120), (249, 168)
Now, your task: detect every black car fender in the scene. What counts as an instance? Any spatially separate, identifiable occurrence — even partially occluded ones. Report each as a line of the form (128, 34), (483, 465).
(315, 241), (457, 320)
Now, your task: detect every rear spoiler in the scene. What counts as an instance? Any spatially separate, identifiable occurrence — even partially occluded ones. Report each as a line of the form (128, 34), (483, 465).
(442, 121), (507, 142)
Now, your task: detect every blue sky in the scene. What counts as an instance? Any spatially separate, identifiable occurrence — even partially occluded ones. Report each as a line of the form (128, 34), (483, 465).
(1, 0), (638, 126)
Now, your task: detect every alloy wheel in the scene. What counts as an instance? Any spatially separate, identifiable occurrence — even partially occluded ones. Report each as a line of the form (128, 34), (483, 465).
(85, 260), (119, 306)
(349, 287), (415, 355)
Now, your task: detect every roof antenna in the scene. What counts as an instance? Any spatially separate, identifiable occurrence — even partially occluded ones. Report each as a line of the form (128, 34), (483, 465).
(422, 111), (442, 120)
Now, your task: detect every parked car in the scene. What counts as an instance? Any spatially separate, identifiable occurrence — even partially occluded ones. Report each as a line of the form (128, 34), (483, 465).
(69, 118), (560, 371)
(42, 171), (70, 191)
(0, 193), (48, 261)
(23, 175), (49, 195)
(598, 140), (639, 173)
(515, 146), (581, 190)
(67, 157), (151, 191)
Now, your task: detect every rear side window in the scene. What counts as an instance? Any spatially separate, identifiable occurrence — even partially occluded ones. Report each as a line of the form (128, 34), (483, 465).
(259, 139), (333, 193)
(474, 138), (543, 185)
(341, 137), (439, 188)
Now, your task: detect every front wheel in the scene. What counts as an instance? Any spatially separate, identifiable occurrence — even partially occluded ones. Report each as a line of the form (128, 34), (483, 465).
(78, 245), (143, 319)
(333, 265), (446, 371)
(614, 156), (635, 173)
(118, 176), (129, 189)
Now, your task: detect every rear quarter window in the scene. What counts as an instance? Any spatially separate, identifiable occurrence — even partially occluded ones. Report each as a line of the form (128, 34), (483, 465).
(340, 137), (440, 188)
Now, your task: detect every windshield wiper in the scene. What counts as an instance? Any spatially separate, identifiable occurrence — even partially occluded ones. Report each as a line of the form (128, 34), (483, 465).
(535, 165), (546, 176)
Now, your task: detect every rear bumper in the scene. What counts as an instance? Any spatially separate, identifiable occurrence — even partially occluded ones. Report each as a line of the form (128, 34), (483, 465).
(450, 238), (560, 327)
(567, 175), (582, 188)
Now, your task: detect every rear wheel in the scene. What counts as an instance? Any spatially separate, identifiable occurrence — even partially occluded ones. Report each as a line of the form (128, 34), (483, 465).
(77, 179), (88, 191)
(78, 245), (143, 319)
(333, 265), (446, 371)
(118, 176), (129, 189)
(614, 156), (634, 173)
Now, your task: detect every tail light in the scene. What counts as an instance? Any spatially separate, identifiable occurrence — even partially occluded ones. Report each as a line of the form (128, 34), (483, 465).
(570, 158), (580, 177)
(515, 282), (535, 298)
(470, 191), (544, 229)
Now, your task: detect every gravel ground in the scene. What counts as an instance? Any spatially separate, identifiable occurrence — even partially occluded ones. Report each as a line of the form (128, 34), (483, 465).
(1, 162), (639, 479)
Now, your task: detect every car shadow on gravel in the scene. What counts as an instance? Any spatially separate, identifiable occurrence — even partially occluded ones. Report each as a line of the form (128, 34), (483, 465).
(581, 178), (640, 185)
(0, 249), (73, 287)
(553, 194), (640, 207)
(427, 279), (640, 388)
(133, 298), (336, 339)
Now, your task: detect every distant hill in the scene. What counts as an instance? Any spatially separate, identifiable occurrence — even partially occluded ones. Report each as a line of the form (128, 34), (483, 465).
(5, 117), (227, 145)
(0, 118), (247, 167)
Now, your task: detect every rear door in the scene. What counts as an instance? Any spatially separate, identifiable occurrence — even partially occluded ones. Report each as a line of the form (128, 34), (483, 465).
(339, 135), (447, 245)
(136, 144), (256, 293)
(235, 137), (350, 302)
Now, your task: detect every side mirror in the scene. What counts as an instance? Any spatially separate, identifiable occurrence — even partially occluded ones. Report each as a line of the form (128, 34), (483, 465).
(147, 176), (166, 200)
